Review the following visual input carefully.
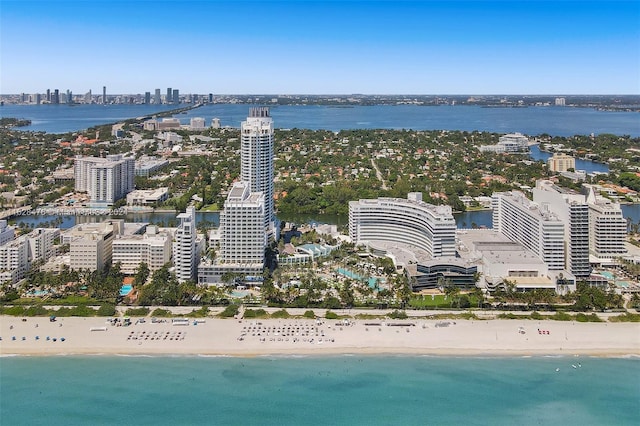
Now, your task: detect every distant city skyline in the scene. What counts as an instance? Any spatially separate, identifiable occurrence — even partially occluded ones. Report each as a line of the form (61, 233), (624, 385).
(1, 1), (638, 95)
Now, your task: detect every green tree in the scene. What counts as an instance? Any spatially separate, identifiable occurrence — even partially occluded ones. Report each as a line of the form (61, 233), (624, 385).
(134, 262), (150, 287)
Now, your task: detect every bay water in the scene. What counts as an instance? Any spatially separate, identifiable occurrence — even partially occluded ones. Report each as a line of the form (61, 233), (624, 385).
(1, 355), (638, 425)
(2, 104), (639, 136)
(11, 204), (640, 231)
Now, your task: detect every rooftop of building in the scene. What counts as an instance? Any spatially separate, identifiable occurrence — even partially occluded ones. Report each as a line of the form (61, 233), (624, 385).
(351, 193), (454, 218)
(456, 229), (543, 265)
(127, 188), (169, 197)
(494, 190), (562, 222)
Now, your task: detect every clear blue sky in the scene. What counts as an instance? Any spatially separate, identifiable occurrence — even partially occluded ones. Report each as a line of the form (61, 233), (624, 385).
(1, 0), (639, 94)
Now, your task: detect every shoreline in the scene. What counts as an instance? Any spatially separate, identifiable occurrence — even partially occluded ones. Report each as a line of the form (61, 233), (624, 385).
(2, 316), (638, 358)
(3, 350), (639, 359)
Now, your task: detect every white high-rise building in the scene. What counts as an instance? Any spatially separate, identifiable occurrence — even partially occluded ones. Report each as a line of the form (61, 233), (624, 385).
(197, 108), (276, 284)
(0, 228), (61, 285)
(349, 193), (457, 258)
(173, 206), (197, 282)
(533, 180), (590, 278)
(26, 228), (60, 264)
(492, 191), (565, 270)
(75, 154), (135, 205)
(241, 107), (275, 237)
(219, 182), (267, 267)
(0, 237), (29, 285)
(198, 182), (267, 285)
(586, 188), (627, 260)
(65, 222), (118, 272)
(0, 220), (15, 246)
(112, 226), (172, 274)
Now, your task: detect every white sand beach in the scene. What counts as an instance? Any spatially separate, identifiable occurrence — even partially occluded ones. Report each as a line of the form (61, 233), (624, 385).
(1, 315), (638, 357)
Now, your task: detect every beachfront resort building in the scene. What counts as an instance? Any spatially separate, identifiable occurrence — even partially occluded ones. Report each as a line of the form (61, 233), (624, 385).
(531, 180), (627, 269)
(349, 192), (456, 258)
(173, 207), (197, 282)
(585, 187), (627, 262)
(219, 183), (267, 267)
(0, 228), (61, 285)
(457, 229), (575, 294)
(241, 107), (276, 239)
(197, 108), (276, 285)
(0, 237), (29, 285)
(532, 180), (591, 279)
(112, 226), (172, 275)
(64, 221), (121, 272)
(349, 193), (475, 289)
(492, 191), (565, 270)
(25, 228), (60, 264)
(74, 154), (135, 205)
(198, 182), (267, 285)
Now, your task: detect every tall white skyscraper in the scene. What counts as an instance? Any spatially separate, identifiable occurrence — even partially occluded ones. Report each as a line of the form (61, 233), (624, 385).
(241, 107), (275, 237)
(197, 108), (276, 284)
(173, 206), (197, 282)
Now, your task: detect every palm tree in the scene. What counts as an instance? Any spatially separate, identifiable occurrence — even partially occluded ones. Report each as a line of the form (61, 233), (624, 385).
(444, 283), (460, 308)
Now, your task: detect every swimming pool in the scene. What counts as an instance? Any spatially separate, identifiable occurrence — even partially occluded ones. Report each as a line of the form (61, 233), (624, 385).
(120, 285), (133, 296)
(336, 268), (362, 280)
(336, 268), (382, 289)
(599, 271), (615, 280)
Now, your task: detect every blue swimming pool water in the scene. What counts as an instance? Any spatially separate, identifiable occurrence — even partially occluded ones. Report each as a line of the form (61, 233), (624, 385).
(598, 271), (615, 280)
(119, 285), (133, 296)
(336, 268), (381, 289)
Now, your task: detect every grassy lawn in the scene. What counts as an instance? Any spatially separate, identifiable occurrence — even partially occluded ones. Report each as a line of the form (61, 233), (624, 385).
(200, 204), (219, 212)
(409, 294), (481, 309)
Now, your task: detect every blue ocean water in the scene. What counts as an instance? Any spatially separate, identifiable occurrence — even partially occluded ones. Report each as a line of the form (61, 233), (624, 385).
(1, 356), (638, 425)
(2, 104), (639, 136)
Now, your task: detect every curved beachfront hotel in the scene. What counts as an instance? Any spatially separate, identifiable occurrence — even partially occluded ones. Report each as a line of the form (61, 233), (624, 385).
(349, 192), (456, 258)
(348, 193), (475, 289)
